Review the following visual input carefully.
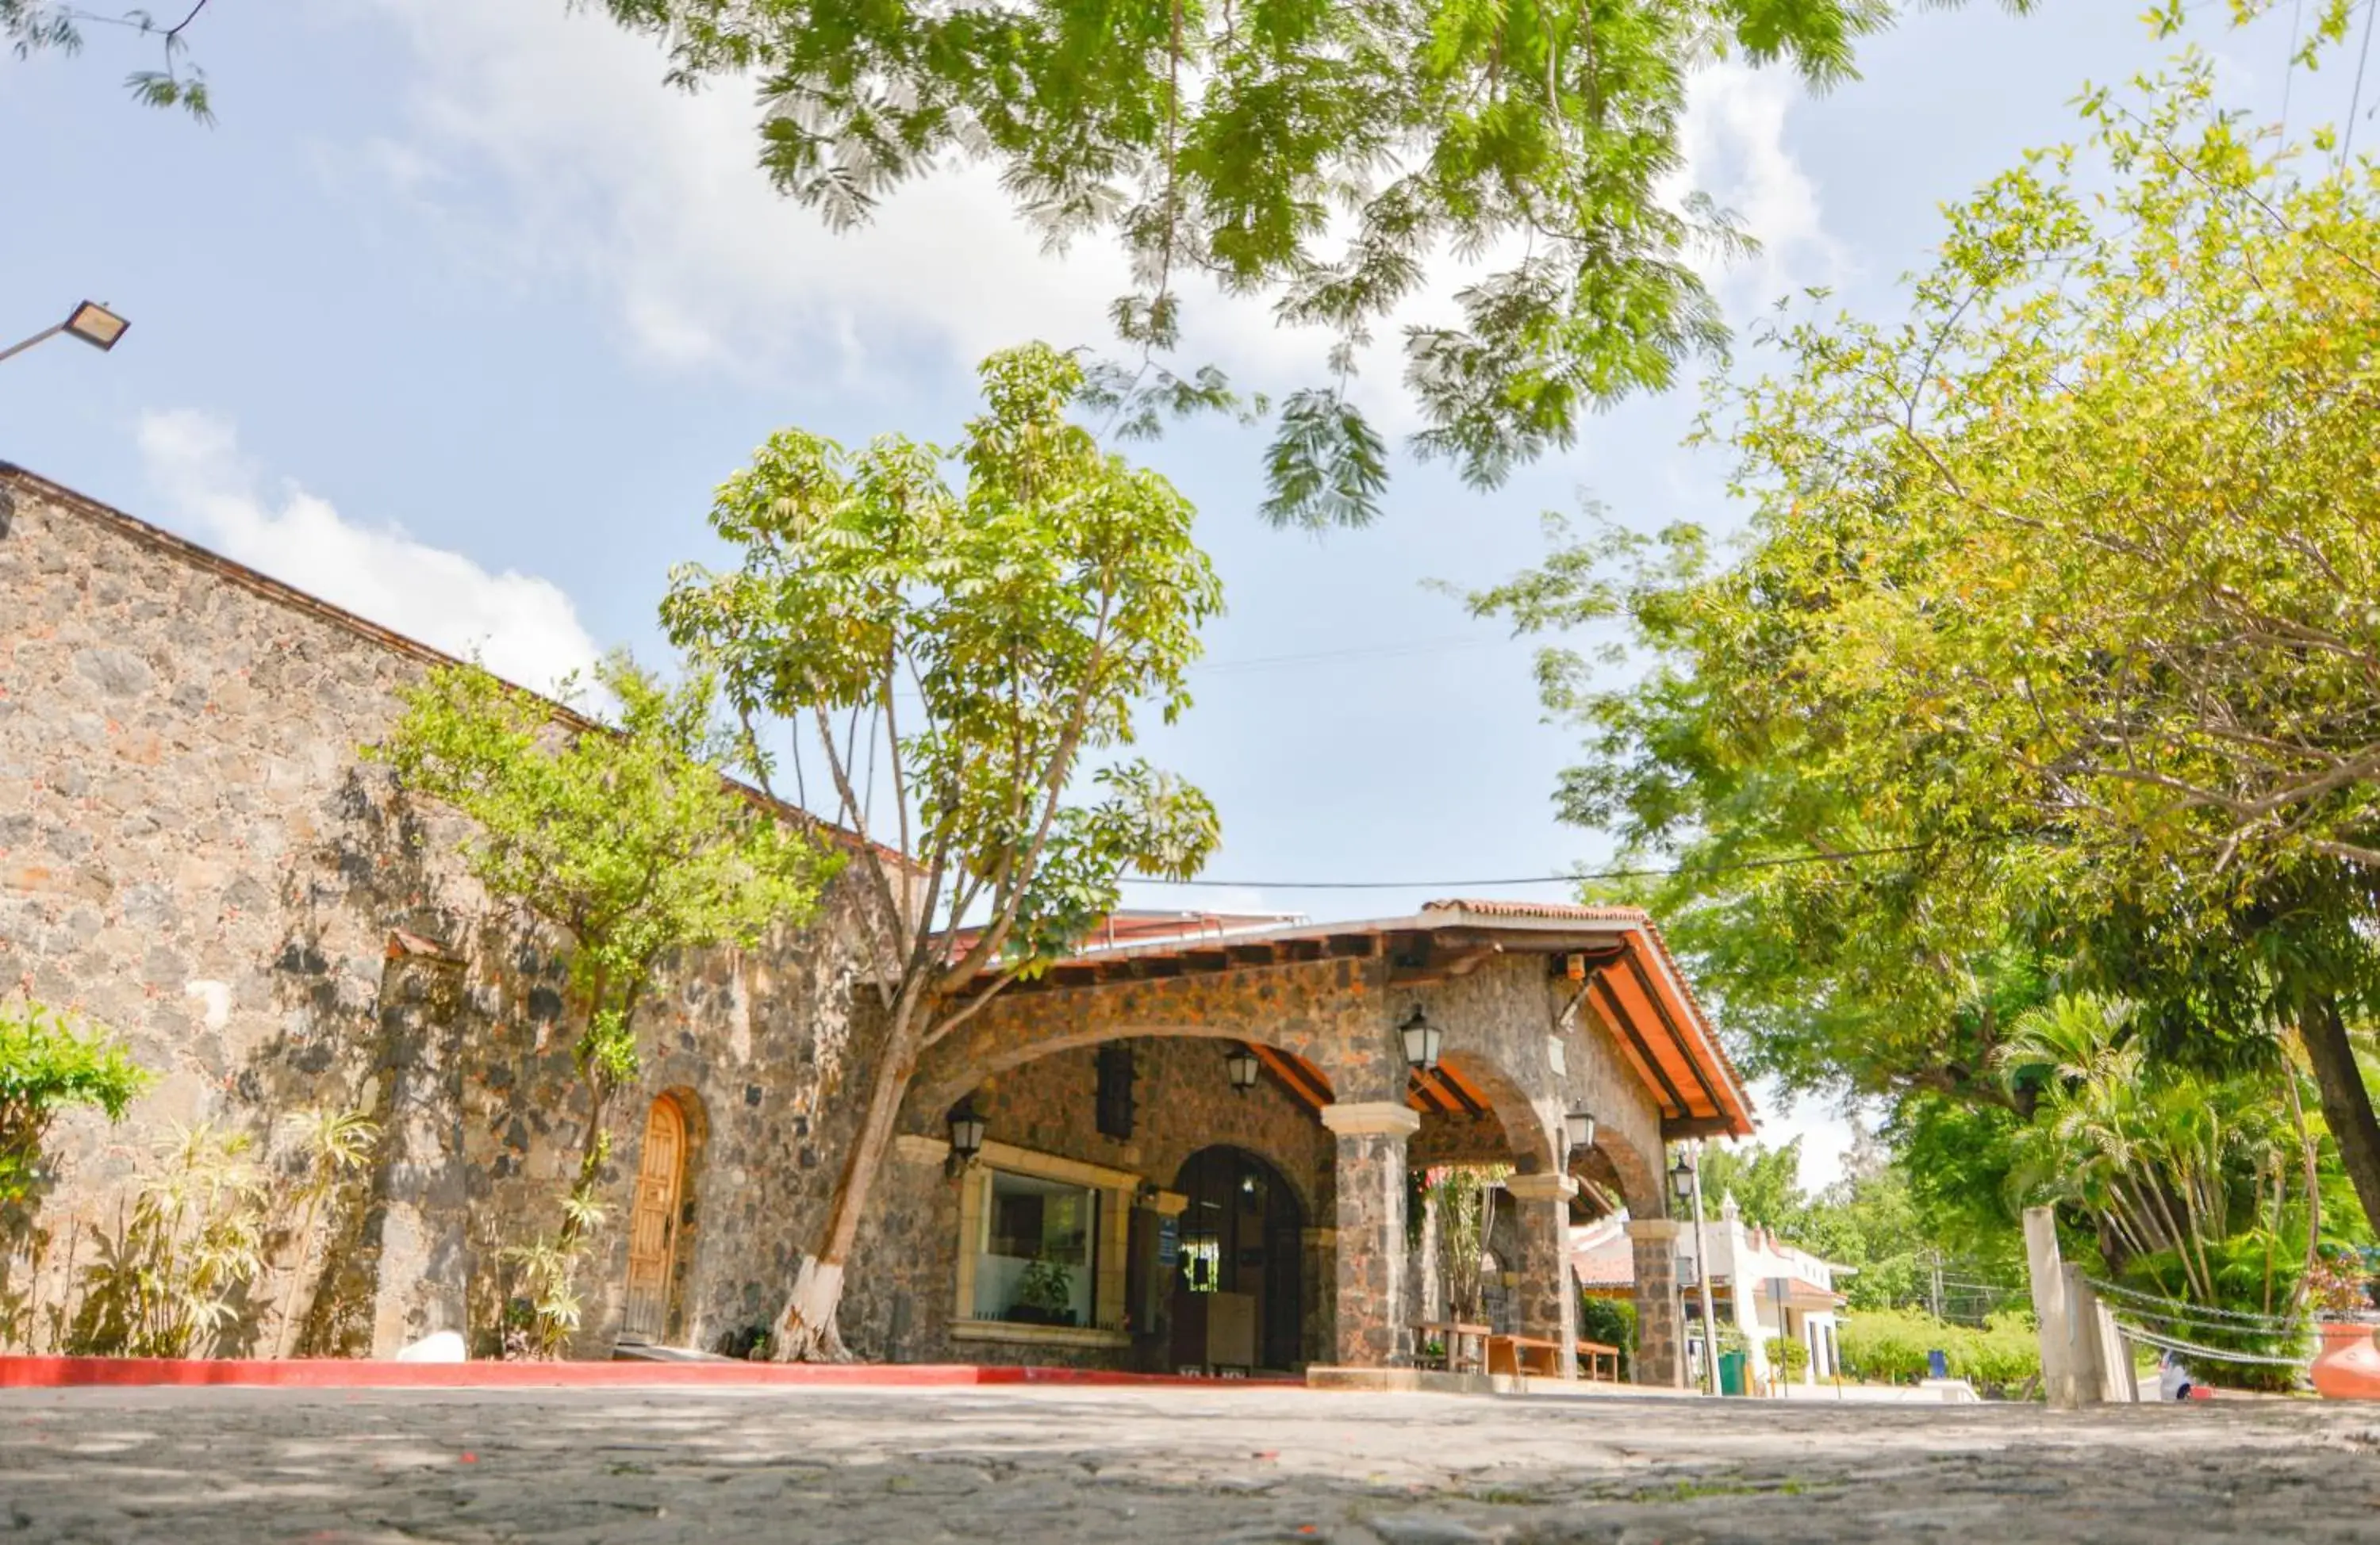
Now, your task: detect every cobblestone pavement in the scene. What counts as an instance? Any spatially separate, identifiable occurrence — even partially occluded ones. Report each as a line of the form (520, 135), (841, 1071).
(3, 1384), (2378, 1543)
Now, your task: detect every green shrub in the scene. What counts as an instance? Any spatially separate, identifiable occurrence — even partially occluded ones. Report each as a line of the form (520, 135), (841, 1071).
(0, 999), (150, 1214)
(1764, 1335), (1811, 1377)
(1578, 1296), (1637, 1378)
(1837, 1307), (2040, 1395)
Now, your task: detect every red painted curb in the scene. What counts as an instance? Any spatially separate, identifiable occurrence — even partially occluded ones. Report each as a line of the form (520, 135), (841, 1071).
(0, 1355), (1303, 1391)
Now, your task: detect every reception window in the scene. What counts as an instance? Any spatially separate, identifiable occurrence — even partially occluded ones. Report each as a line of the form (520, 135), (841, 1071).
(972, 1168), (1100, 1328)
(951, 1143), (1134, 1345)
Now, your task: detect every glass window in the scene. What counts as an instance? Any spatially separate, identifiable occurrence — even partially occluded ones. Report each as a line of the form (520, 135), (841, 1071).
(972, 1169), (1099, 1327)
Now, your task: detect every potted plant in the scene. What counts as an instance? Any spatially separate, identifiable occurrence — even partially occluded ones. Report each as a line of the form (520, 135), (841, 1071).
(2308, 1248), (2380, 1400)
(1008, 1253), (1077, 1327)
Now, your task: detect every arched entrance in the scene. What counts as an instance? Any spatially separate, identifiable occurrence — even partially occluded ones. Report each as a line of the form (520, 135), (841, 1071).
(1172, 1144), (1304, 1371)
(622, 1093), (689, 1341)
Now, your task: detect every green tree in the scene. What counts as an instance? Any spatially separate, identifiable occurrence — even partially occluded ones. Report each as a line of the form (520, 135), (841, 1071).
(591, 0), (2056, 529)
(1699, 1138), (1808, 1235)
(0, 998), (149, 1218)
(1471, 62), (2380, 1234)
(370, 654), (828, 1350)
(660, 343), (1223, 1359)
(4, 1), (213, 120)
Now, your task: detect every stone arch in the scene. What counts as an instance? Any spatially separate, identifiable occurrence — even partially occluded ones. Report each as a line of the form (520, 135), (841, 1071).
(1434, 1049), (1560, 1175)
(1576, 1125), (1664, 1221)
(1172, 1143), (1309, 1371)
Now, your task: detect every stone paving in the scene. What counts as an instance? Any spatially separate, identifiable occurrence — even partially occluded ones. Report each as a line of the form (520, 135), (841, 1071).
(3, 1383), (2378, 1543)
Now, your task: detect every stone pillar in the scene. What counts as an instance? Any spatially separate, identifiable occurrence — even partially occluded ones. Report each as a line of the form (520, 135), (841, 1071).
(1319, 1101), (1420, 1367)
(1625, 1217), (1685, 1389)
(1504, 1172), (1580, 1379)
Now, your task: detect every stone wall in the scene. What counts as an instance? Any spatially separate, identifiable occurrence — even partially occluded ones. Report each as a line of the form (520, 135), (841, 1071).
(0, 469), (880, 1359)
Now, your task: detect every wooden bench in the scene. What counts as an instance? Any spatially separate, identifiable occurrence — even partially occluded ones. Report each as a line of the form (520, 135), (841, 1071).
(1487, 1334), (1564, 1377)
(1413, 1321), (1491, 1374)
(1483, 1334), (1622, 1380)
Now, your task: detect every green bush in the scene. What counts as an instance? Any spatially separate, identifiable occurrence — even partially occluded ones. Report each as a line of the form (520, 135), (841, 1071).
(1837, 1307), (2040, 1396)
(1578, 1296), (1637, 1378)
(1, 999), (150, 1214)
(1764, 1335), (1811, 1377)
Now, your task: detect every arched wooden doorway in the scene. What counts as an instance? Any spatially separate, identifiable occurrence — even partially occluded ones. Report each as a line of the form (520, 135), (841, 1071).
(1172, 1145), (1304, 1372)
(622, 1094), (689, 1342)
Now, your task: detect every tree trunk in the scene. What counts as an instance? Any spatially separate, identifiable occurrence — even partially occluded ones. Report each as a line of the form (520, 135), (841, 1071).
(2282, 1049), (2321, 1315)
(773, 990), (923, 1362)
(2300, 991), (2380, 1239)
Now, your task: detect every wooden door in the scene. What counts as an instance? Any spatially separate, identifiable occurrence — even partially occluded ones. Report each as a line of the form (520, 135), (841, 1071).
(622, 1095), (685, 1341)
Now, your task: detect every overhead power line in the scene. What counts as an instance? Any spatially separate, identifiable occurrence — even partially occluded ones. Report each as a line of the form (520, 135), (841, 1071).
(1132, 841), (1931, 891)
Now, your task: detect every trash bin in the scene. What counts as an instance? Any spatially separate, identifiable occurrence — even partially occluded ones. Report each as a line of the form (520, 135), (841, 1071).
(1719, 1350), (1749, 1396)
(1926, 1348), (1949, 1380)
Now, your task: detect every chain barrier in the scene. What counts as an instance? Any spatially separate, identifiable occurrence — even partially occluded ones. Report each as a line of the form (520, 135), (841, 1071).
(2111, 1318), (2311, 1369)
(2084, 1276), (2305, 1331)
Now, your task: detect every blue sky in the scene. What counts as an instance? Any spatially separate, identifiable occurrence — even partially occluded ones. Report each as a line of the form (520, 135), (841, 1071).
(1, 1), (2351, 1184)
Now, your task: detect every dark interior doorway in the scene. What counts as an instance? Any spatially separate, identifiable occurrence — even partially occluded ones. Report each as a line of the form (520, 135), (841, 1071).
(1172, 1144), (1304, 1371)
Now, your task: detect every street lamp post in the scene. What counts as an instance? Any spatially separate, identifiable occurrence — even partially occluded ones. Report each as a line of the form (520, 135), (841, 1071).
(1672, 1144), (1719, 1395)
(0, 301), (131, 366)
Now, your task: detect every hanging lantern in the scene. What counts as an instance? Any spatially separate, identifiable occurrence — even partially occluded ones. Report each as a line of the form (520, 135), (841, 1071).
(947, 1098), (987, 1167)
(1225, 1045), (1261, 1094)
(1564, 1109), (1597, 1155)
(1399, 1005), (1441, 1072)
(1670, 1151), (1696, 1203)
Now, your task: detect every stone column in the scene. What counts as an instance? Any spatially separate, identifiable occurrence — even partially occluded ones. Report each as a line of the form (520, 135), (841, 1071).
(1319, 1101), (1419, 1368)
(1504, 1172), (1580, 1379)
(1625, 1217), (1685, 1388)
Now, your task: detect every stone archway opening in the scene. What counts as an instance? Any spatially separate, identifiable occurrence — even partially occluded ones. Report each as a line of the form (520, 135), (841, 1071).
(1172, 1144), (1306, 1373)
(621, 1089), (704, 1344)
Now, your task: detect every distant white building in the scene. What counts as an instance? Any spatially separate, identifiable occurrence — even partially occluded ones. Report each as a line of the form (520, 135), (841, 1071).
(1574, 1194), (1848, 1390)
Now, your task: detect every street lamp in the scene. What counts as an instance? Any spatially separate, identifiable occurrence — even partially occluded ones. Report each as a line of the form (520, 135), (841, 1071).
(0, 301), (131, 366)
(1564, 1109), (1596, 1156)
(1399, 1005), (1441, 1072)
(1672, 1143), (1720, 1395)
(1224, 1045), (1261, 1094)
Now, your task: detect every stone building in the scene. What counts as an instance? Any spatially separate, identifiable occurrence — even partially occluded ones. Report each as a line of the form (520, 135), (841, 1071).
(0, 462), (1752, 1382)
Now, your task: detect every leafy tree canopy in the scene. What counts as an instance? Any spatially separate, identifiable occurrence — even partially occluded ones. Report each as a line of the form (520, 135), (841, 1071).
(1471, 59), (2380, 1230)
(593, 0), (2056, 529)
(661, 342), (1224, 1358)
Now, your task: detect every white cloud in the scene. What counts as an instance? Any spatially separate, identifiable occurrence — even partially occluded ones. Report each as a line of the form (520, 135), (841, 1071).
(331, 0), (1136, 389)
(1676, 63), (1845, 309)
(136, 408), (602, 695)
(329, 3), (1835, 418)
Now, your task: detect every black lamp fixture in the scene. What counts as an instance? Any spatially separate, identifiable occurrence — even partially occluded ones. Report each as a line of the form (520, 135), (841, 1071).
(1670, 1150), (1696, 1203)
(947, 1097), (987, 1171)
(1224, 1044), (1261, 1094)
(1564, 1108), (1597, 1155)
(1399, 1004), (1441, 1072)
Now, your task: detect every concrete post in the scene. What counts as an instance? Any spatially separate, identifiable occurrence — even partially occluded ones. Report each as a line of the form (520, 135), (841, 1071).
(1625, 1217), (1686, 1388)
(2024, 1204), (2091, 1409)
(1505, 1172), (1580, 1379)
(1319, 1102), (1420, 1367)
